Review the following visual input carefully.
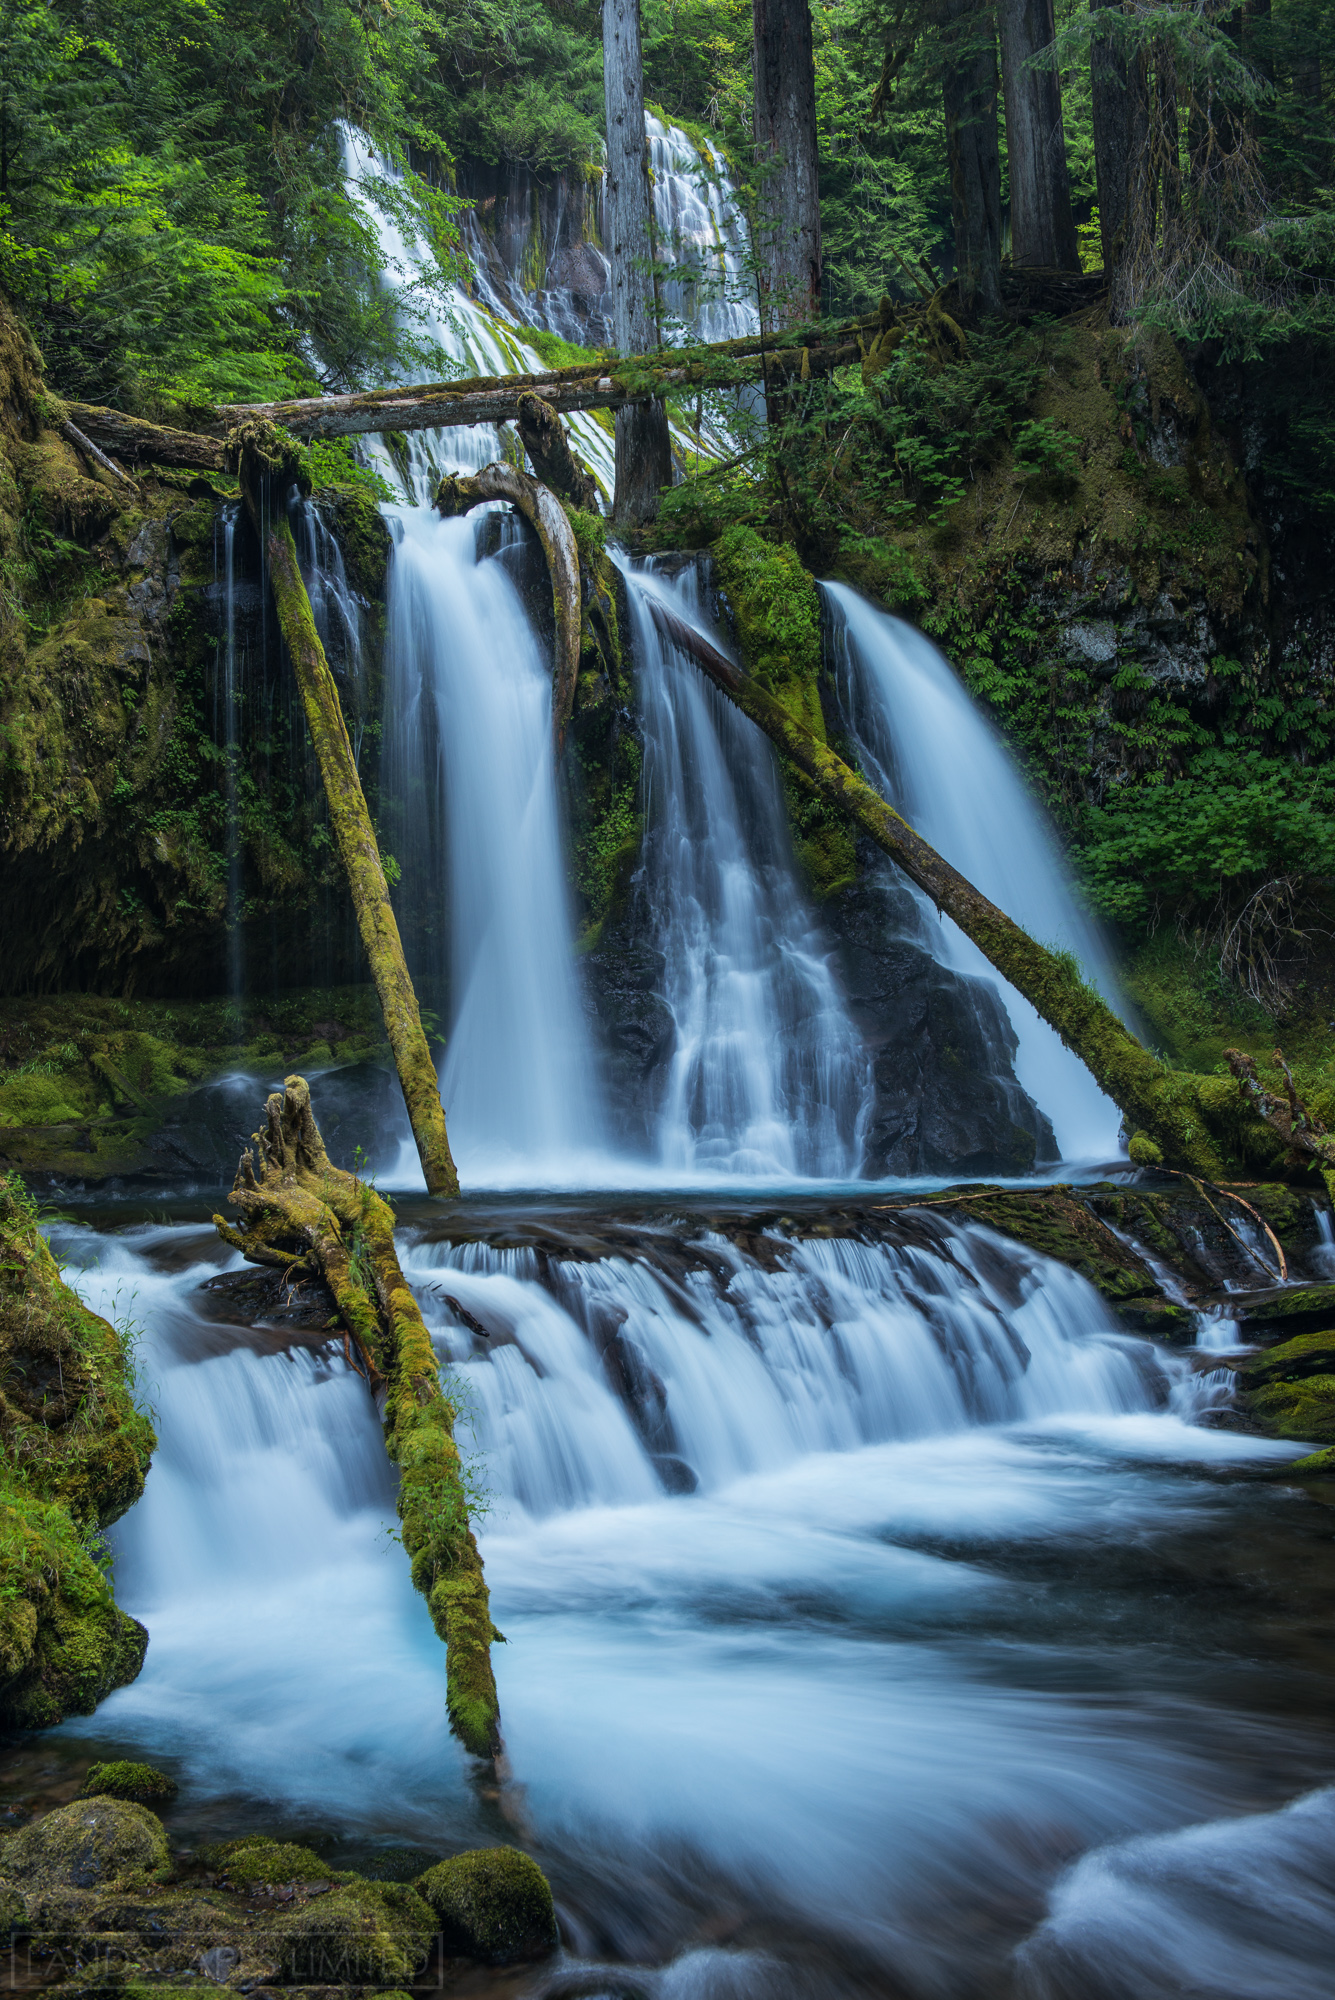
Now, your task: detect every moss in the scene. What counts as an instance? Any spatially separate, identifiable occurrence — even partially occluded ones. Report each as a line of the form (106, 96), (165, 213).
(0, 1797), (169, 1890)
(1238, 1330), (1335, 1444)
(203, 1837), (330, 1885)
(81, 1762), (177, 1806)
(1286, 1444), (1335, 1475)
(0, 1170), (153, 1728)
(416, 1847), (558, 1964)
(269, 1878), (435, 1985)
(321, 481), (392, 598)
(713, 524), (824, 737)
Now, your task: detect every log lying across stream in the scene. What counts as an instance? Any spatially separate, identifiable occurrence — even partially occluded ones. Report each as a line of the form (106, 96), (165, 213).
(65, 317), (873, 470)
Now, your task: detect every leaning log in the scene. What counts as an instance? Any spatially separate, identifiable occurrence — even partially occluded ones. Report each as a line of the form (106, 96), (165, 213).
(214, 1077), (500, 1757)
(516, 392), (602, 511)
(437, 463), (583, 757)
(642, 595), (1252, 1181)
(238, 432), (459, 1198)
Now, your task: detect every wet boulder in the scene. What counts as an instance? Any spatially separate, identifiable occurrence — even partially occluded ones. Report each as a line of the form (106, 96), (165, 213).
(81, 1760), (177, 1807)
(0, 1797), (169, 1890)
(1238, 1331), (1335, 1446)
(417, 1845), (558, 1963)
(269, 1878), (436, 1985)
(202, 1836), (330, 1887)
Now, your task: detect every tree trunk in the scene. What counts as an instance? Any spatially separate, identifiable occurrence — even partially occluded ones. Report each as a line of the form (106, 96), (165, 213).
(997, 0), (1080, 269)
(214, 1077), (500, 1758)
(752, 0), (823, 328)
(935, 0), (1004, 313)
(516, 391), (601, 511)
(1090, 0), (1150, 282)
(641, 593), (1281, 1182)
(238, 445), (459, 1198)
(603, 0), (672, 522)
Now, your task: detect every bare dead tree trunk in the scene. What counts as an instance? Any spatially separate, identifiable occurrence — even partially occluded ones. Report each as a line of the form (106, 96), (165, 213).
(603, 0), (672, 523)
(935, 0), (1004, 314)
(1090, 0), (1150, 285)
(752, 0), (824, 329)
(997, 0), (1080, 269)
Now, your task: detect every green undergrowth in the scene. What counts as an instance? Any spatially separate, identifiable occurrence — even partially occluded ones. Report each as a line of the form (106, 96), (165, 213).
(0, 986), (405, 1177)
(0, 1171), (154, 1727)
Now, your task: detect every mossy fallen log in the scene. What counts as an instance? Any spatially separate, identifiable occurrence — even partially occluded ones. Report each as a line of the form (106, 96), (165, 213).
(238, 436), (458, 1198)
(213, 1076), (501, 1759)
(436, 462), (583, 755)
(640, 596), (1290, 1184)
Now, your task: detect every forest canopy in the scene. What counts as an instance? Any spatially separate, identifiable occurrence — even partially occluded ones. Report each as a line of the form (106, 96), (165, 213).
(5, 0), (1333, 412)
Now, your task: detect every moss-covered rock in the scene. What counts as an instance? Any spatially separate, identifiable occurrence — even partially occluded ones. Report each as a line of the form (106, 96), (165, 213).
(202, 1837), (330, 1887)
(1238, 1331), (1335, 1446)
(269, 1878), (436, 1984)
(81, 1762), (178, 1807)
(0, 1797), (169, 1890)
(416, 1846), (558, 1964)
(0, 1169), (153, 1728)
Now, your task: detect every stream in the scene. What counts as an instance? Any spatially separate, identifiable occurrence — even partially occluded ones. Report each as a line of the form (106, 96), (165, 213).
(9, 1191), (1333, 2000)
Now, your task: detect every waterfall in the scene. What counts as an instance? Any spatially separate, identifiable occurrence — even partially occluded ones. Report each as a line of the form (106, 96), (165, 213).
(622, 561), (870, 1178)
(645, 115), (757, 346)
(823, 584), (1128, 1161)
(384, 508), (607, 1183)
(53, 1210), (1322, 1997)
(214, 504), (244, 1001)
(339, 126), (617, 498)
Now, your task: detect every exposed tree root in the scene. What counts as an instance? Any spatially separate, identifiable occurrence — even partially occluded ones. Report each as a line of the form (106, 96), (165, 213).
(214, 1076), (501, 1759)
(437, 462), (583, 755)
(238, 435), (459, 1197)
(1226, 1049), (1335, 1202)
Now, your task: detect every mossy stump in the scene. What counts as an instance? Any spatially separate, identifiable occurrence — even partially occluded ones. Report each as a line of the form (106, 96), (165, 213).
(213, 1076), (501, 1760)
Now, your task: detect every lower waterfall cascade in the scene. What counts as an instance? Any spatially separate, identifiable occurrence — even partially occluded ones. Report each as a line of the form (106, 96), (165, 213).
(43, 1205), (1335, 2000)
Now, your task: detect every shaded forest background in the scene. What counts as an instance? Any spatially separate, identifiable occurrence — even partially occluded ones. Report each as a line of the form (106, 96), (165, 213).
(2, 0), (1335, 1051)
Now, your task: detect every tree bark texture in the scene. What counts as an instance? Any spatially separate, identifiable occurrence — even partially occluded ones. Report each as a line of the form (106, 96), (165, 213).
(935, 0), (1004, 313)
(1090, 0), (1150, 282)
(752, 0), (824, 327)
(997, 0), (1080, 269)
(436, 461), (583, 755)
(214, 1077), (500, 1757)
(603, 0), (672, 521)
(238, 445), (460, 1198)
(516, 391), (601, 510)
(643, 595), (1282, 1183)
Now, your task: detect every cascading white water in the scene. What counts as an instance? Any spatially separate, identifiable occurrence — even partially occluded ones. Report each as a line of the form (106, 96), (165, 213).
(53, 1209), (1327, 1999)
(214, 504), (244, 1001)
(339, 127), (618, 497)
(646, 114), (757, 346)
(823, 584), (1128, 1161)
(622, 562), (870, 1178)
(384, 509), (607, 1183)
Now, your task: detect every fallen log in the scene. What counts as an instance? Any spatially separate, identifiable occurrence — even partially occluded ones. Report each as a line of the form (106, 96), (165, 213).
(436, 463), (583, 757)
(63, 326), (864, 469)
(640, 594), (1259, 1182)
(213, 1076), (500, 1757)
(516, 392), (601, 512)
(238, 427), (459, 1197)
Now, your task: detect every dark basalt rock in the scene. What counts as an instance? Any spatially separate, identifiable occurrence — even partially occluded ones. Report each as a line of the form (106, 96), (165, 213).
(824, 857), (1057, 1178)
(580, 913), (676, 1152)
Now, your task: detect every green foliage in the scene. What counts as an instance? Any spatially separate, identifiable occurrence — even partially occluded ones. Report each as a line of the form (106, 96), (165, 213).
(1080, 752), (1335, 927)
(1012, 418), (1081, 486)
(512, 326), (602, 371)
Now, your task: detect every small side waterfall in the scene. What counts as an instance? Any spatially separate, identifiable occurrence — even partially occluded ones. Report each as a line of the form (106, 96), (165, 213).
(385, 509), (607, 1182)
(823, 585), (1127, 1161)
(623, 563), (870, 1178)
(646, 114), (757, 345)
(213, 504), (244, 1001)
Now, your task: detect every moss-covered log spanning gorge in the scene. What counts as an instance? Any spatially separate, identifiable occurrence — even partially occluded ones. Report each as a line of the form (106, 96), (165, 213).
(0, 1174), (154, 1728)
(213, 1076), (501, 1758)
